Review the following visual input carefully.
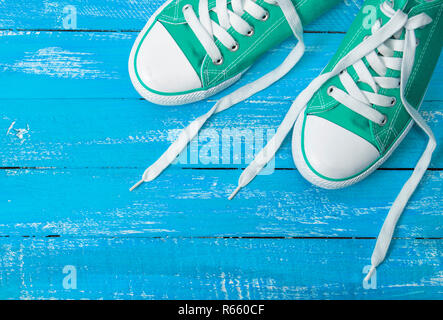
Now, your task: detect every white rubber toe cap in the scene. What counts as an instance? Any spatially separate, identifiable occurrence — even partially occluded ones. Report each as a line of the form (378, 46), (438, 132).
(134, 22), (202, 93)
(302, 115), (380, 180)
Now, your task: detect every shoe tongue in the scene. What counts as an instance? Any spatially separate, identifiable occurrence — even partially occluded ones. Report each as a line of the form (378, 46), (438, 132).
(391, 0), (409, 10)
(392, 0), (424, 11)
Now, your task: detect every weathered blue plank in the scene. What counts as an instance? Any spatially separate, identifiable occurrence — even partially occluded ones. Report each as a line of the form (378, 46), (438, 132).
(0, 238), (440, 299)
(0, 0), (441, 301)
(0, 168), (441, 237)
(0, 0), (361, 32)
(0, 31), (341, 100)
(1, 99), (442, 168)
(0, 31), (442, 101)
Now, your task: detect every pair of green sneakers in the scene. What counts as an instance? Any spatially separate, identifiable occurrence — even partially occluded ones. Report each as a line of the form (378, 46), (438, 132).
(129, 0), (442, 281)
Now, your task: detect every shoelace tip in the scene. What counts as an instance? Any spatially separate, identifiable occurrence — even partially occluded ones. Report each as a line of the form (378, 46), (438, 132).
(129, 180), (144, 192)
(364, 266), (376, 282)
(228, 186), (242, 200)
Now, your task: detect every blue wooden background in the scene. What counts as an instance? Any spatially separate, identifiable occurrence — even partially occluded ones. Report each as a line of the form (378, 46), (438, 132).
(0, 0), (442, 299)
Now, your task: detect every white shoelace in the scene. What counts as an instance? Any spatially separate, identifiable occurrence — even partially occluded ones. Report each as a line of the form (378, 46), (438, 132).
(183, 0), (278, 64)
(228, 2), (435, 281)
(130, 0), (304, 191)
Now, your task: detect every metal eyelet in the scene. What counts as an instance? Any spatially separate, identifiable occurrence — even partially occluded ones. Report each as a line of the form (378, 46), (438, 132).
(416, 39), (420, 47)
(327, 86), (335, 95)
(229, 42), (239, 52)
(390, 97), (396, 106)
(182, 4), (192, 12)
(213, 57), (224, 65)
(246, 28), (255, 37)
(261, 11), (270, 21)
(379, 115), (388, 126)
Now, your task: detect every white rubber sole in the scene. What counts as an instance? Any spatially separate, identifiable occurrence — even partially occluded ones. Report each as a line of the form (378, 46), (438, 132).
(128, 0), (245, 106)
(291, 108), (414, 190)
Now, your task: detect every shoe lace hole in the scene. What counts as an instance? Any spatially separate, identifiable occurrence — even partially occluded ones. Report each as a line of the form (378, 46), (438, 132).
(246, 28), (255, 37)
(327, 86), (335, 95)
(230, 43), (239, 52)
(261, 11), (270, 21)
(379, 115), (388, 126)
(390, 97), (396, 105)
(213, 57), (224, 65)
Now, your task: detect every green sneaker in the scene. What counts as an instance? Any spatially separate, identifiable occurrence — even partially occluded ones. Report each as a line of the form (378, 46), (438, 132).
(231, 0), (442, 279)
(128, 0), (341, 105)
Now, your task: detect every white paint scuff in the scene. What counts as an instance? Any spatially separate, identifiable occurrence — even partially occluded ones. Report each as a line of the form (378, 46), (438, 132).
(6, 121), (30, 143)
(11, 47), (117, 80)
